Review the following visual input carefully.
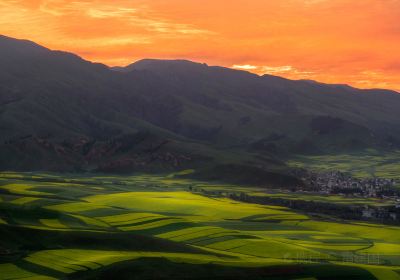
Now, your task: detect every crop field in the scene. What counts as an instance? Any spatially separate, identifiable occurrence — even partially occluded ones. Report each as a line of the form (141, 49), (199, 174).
(0, 172), (400, 279)
(245, 191), (396, 207)
(287, 151), (400, 179)
(197, 185), (398, 207)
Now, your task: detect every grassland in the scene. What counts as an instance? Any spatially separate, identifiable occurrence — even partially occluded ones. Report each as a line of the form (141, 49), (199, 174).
(287, 151), (400, 179)
(0, 172), (399, 279)
(197, 185), (397, 207)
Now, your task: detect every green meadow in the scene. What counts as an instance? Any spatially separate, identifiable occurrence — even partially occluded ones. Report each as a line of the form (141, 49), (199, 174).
(197, 185), (398, 207)
(0, 172), (400, 279)
(287, 151), (400, 179)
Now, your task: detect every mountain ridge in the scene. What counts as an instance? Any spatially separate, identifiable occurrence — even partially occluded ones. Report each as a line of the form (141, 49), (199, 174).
(3, 34), (398, 94)
(1, 34), (400, 186)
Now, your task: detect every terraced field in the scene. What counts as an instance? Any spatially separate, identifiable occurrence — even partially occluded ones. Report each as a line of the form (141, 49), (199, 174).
(0, 172), (400, 279)
(198, 185), (398, 207)
(287, 152), (400, 180)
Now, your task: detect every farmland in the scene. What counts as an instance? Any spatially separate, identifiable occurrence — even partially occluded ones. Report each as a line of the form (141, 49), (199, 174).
(0, 172), (400, 279)
(197, 184), (398, 207)
(287, 151), (400, 180)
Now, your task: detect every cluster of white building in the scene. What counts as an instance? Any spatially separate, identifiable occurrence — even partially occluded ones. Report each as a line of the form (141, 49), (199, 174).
(302, 171), (398, 199)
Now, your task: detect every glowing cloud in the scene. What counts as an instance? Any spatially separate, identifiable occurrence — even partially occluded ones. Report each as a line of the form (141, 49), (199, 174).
(1, 0), (400, 90)
(232, 65), (258, 70)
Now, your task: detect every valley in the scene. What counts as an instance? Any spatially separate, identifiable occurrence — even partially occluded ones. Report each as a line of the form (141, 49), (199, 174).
(1, 172), (400, 280)
(1, 34), (400, 279)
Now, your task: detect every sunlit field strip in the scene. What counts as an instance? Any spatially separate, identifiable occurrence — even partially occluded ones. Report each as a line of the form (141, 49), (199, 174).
(275, 236), (368, 246)
(0, 183), (54, 196)
(282, 220), (400, 243)
(0, 263), (56, 280)
(361, 243), (400, 255)
(156, 226), (255, 246)
(168, 228), (237, 242)
(40, 219), (68, 229)
(45, 202), (110, 213)
(298, 243), (370, 251)
(204, 237), (335, 260)
(10, 197), (41, 205)
(114, 217), (174, 227)
(159, 227), (235, 240)
(20, 224), (113, 233)
(40, 251), (102, 270)
(70, 214), (110, 228)
(118, 218), (189, 231)
(312, 235), (365, 242)
(249, 192), (395, 207)
(84, 191), (306, 221)
(156, 226), (219, 239)
(248, 230), (342, 237)
(252, 214), (309, 221)
(97, 212), (163, 224)
(25, 254), (80, 274)
(98, 215), (168, 227)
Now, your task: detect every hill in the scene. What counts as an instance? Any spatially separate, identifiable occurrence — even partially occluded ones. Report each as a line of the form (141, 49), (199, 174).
(1, 35), (400, 185)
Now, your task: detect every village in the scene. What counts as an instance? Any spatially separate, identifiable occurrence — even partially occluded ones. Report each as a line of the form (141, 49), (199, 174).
(299, 170), (400, 199)
(292, 170), (400, 222)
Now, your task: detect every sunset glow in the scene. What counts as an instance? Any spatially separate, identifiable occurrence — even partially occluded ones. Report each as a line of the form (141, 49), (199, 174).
(1, 0), (400, 91)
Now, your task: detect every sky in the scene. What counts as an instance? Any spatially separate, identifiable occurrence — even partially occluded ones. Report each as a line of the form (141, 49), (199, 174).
(1, 0), (400, 91)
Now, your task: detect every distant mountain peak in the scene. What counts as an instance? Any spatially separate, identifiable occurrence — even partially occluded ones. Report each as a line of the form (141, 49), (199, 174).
(0, 34), (49, 53)
(0, 34), (108, 73)
(134, 58), (207, 66)
(113, 58), (209, 73)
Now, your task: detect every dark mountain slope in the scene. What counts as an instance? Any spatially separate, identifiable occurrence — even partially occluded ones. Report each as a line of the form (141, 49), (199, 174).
(1, 35), (400, 185)
(0, 36), (188, 142)
(122, 59), (400, 151)
(0, 36), (295, 186)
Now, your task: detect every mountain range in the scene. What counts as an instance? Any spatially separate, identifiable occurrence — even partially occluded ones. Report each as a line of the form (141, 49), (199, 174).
(1, 35), (400, 186)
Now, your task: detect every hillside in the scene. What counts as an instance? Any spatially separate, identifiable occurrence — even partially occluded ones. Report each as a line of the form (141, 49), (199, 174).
(1, 35), (400, 185)
(2, 172), (399, 280)
(120, 59), (400, 152)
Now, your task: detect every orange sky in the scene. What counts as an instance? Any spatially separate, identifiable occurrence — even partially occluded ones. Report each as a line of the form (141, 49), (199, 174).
(1, 0), (400, 91)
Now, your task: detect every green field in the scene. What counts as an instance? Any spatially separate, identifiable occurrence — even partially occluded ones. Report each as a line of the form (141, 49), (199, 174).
(288, 151), (400, 179)
(0, 172), (400, 279)
(197, 185), (397, 207)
